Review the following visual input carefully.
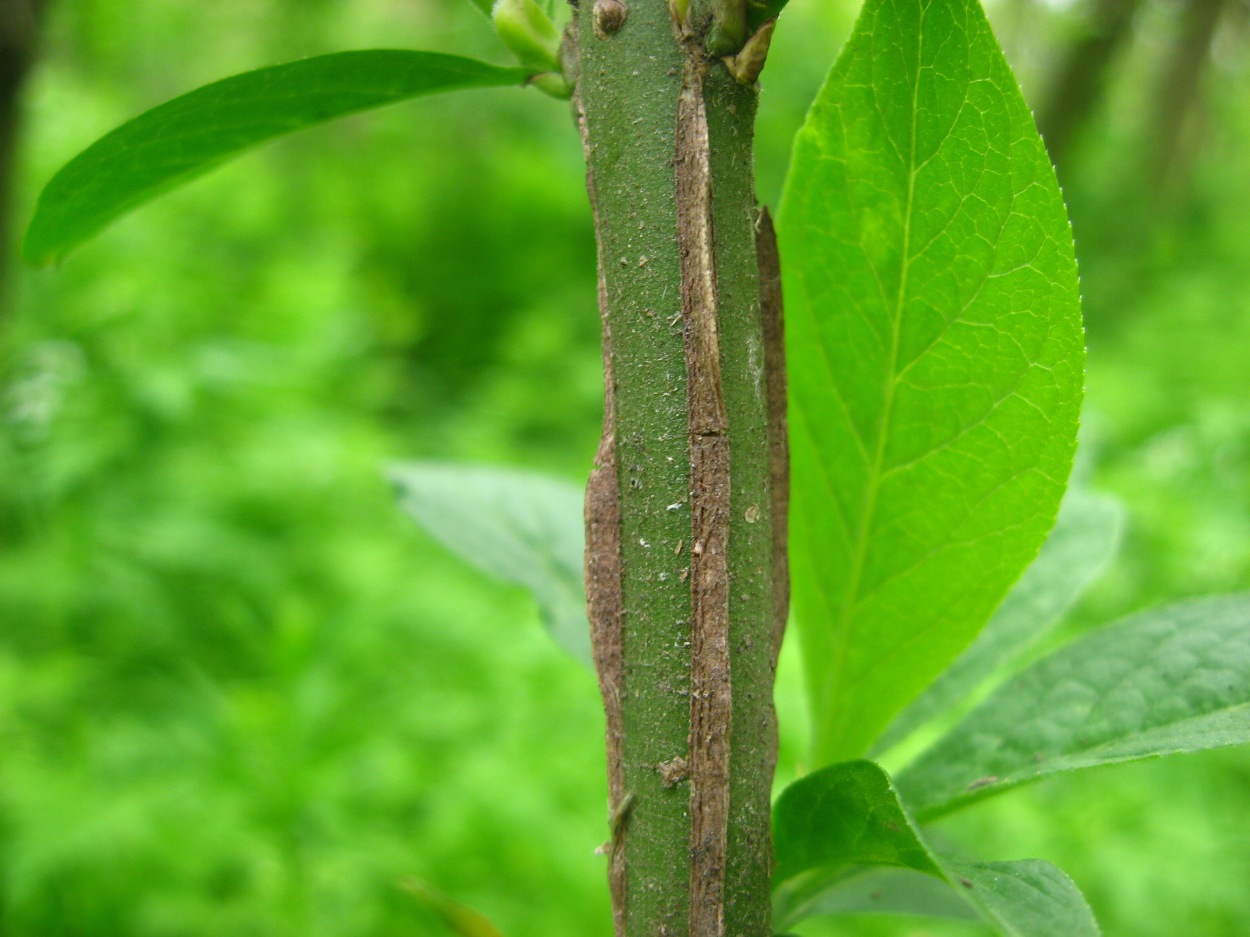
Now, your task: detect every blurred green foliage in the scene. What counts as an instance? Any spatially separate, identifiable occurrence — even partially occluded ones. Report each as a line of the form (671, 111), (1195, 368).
(0, 0), (1247, 935)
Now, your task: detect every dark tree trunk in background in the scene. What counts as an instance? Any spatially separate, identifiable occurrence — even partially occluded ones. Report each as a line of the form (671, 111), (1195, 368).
(0, 0), (46, 304)
(1036, 0), (1142, 168)
(1144, 0), (1232, 190)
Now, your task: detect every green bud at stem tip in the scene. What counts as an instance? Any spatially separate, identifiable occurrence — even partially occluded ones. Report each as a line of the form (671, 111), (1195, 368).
(493, 0), (562, 72)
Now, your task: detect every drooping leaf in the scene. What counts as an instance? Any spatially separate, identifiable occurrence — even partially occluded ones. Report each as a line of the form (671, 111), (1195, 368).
(896, 594), (1250, 820)
(779, 0), (1085, 764)
(24, 51), (532, 264)
(773, 760), (1100, 936)
(773, 866), (978, 929)
(389, 462), (590, 665)
(874, 490), (1123, 756)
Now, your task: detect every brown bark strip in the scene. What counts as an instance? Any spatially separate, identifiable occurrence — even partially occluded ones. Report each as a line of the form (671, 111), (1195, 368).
(575, 85), (629, 937)
(676, 59), (733, 937)
(755, 207), (789, 668)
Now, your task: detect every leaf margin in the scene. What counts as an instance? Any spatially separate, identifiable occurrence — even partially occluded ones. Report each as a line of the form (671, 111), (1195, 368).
(772, 759), (1101, 936)
(896, 592), (1250, 820)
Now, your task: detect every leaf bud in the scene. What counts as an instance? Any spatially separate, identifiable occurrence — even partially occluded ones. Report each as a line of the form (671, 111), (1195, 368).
(492, 0), (562, 72)
(722, 17), (775, 86)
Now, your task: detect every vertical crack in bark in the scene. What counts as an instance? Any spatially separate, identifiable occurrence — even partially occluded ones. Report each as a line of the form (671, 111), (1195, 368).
(576, 86), (629, 937)
(756, 207), (789, 669)
(676, 59), (733, 937)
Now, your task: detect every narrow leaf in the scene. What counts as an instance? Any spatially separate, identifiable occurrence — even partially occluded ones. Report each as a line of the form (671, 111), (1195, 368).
(773, 760), (1100, 936)
(389, 462), (589, 665)
(770, 764), (1095, 937)
(779, 0), (1085, 764)
(874, 490), (1123, 755)
(24, 51), (531, 264)
(399, 877), (506, 937)
(897, 594), (1250, 820)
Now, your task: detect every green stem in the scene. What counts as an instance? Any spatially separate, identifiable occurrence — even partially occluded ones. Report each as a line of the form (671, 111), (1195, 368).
(574, 0), (785, 932)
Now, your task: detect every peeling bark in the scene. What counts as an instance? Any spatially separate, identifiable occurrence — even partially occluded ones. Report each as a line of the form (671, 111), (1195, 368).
(577, 87), (630, 934)
(756, 207), (788, 668)
(675, 58), (733, 937)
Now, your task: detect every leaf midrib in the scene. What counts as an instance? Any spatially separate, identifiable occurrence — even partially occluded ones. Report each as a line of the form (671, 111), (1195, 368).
(914, 696), (1250, 820)
(819, 9), (928, 761)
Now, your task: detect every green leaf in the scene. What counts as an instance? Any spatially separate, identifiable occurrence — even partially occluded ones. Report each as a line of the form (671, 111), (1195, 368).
(896, 594), (1250, 820)
(778, 0), (1084, 764)
(774, 866), (978, 929)
(389, 462), (590, 665)
(24, 51), (531, 264)
(873, 490), (1124, 756)
(773, 760), (1100, 936)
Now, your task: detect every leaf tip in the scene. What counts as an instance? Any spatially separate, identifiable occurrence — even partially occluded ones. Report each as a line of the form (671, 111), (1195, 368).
(20, 228), (63, 269)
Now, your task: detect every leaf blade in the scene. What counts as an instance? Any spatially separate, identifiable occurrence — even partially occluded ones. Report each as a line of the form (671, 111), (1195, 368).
(774, 866), (979, 926)
(773, 760), (1100, 936)
(873, 490), (1124, 756)
(389, 462), (590, 665)
(24, 50), (531, 264)
(779, 0), (1085, 764)
(896, 594), (1250, 819)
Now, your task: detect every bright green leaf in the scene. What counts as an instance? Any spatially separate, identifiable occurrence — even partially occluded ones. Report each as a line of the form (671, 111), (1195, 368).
(773, 760), (1100, 936)
(874, 490), (1123, 756)
(896, 594), (1250, 820)
(24, 51), (532, 264)
(389, 462), (589, 665)
(779, 0), (1084, 764)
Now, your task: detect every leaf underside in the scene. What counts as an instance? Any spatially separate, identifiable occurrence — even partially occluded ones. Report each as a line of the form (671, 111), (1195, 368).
(389, 462), (590, 665)
(779, 0), (1085, 765)
(772, 760), (1101, 936)
(897, 593), (1250, 819)
(778, 866), (980, 924)
(24, 50), (531, 264)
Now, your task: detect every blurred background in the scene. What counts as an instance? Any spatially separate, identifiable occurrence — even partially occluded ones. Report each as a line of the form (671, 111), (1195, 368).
(0, 0), (1247, 934)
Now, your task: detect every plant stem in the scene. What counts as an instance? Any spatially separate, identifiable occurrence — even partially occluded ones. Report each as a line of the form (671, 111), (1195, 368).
(573, 0), (786, 932)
